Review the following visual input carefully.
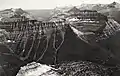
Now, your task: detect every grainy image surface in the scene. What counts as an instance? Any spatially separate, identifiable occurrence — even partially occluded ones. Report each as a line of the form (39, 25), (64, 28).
(0, 0), (120, 76)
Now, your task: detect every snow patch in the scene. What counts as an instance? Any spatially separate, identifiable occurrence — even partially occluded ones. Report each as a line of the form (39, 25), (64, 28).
(16, 62), (55, 76)
(70, 26), (84, 35)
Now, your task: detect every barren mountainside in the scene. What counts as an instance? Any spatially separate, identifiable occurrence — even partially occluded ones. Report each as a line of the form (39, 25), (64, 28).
(0, 8), (35, 22)
(0, 2), (120, 76)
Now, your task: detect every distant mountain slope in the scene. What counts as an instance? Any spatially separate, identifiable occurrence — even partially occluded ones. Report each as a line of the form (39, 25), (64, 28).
(26, 9), (53, 21)
(53, 2), (120, 12)
(0, 8), (35, 22)
(80, 2), (120, 24)
(52, 2), (120, 23)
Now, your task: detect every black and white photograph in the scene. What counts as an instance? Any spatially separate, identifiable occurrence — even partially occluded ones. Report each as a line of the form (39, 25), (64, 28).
(0, 0), (120, 76)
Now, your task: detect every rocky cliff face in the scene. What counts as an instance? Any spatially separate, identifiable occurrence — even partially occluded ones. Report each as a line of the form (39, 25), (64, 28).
(9, 21), (120, 68)
(52, 2), (120, 23)
(4, 6), (120, 67)
(0, 8), (35, 22)
(16, 61), (114, 76)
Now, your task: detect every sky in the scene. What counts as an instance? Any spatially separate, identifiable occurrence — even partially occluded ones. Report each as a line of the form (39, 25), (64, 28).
(0, 0), (120, 10)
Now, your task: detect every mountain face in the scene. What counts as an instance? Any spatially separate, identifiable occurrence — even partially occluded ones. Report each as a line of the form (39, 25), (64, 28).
(0, 8), (35, 22)
(47, 5), (120, 65)
(92, 2), (120, 11)
(50, 6), (108, 35)
(9, 21), (120, 66)
(3, 19), (120, 76)
(52, 2), (120, 23)
(54, 2), (120, 11)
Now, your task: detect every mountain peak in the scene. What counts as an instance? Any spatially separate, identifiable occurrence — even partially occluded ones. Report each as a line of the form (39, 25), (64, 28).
(67, 6), (80, 13)
(0, 8), (35, 22)
(107, 1), (120, 8)
(111, 1), (119, 5)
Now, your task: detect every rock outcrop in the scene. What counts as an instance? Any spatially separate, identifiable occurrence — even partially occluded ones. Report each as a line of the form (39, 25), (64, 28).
(0, 8), (35, 22)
